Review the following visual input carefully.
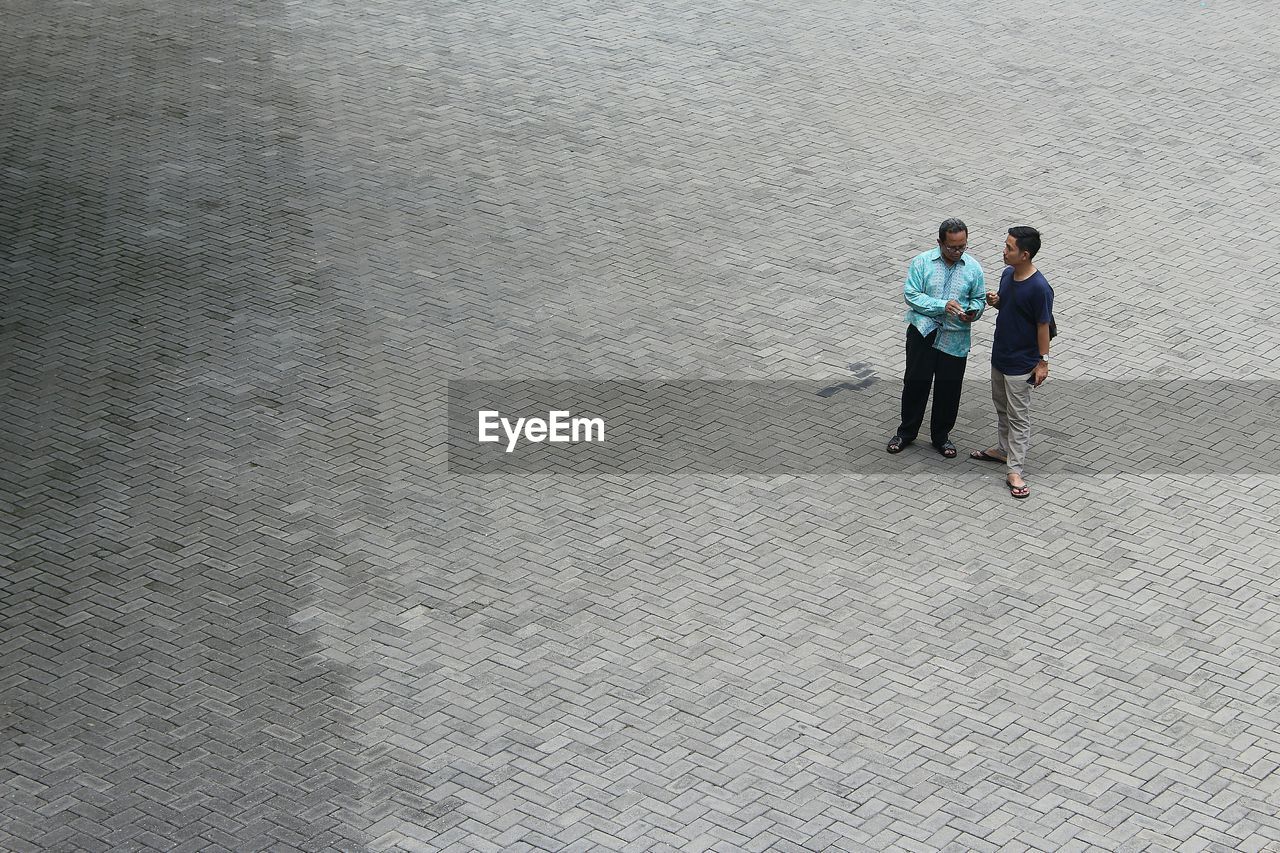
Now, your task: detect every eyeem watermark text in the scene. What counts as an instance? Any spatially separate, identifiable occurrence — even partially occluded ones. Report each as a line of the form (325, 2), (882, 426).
(477, 410), (605, 452)
(451, 380), (1273, 474)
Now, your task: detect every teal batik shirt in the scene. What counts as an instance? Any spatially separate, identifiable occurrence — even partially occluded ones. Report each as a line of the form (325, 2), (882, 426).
(903, 248), (987, 357)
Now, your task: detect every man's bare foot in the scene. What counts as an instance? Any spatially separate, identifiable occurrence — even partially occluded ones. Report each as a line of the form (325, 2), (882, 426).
(970, 448), (1006, 463)
(1005, 474), (1030, 499)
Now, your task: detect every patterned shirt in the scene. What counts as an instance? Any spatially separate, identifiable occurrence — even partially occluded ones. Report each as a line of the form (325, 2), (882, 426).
(902, 248), (987, 357)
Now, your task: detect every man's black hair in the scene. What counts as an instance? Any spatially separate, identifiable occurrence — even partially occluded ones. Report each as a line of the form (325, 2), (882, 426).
(1008, 225), (1041, 259)
(938, 218), (968, 242)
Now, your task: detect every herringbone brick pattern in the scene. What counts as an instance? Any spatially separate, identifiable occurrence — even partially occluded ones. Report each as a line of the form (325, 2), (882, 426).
(3, 0), (1279, 850)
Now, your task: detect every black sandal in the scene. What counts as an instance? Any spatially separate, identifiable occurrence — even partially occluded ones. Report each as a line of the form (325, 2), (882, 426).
(935, 440), (957, 458)
(886, 435), (910, 454)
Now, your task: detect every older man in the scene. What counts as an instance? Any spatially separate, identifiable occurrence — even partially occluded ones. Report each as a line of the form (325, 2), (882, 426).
(887, 218), (986, 458)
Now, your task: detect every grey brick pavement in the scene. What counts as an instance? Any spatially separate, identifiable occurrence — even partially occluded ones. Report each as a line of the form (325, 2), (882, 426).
(3, 0), (1280, 850)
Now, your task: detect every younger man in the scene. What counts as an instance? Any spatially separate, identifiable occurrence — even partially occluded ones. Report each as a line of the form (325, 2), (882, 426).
(970, 226), (1052, 499)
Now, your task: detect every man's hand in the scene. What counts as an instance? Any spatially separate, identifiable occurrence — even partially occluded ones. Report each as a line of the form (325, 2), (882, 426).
(985, 291), (1000, 307)
(944, 299), (966, 318)
(1031, 361), (1048, 387)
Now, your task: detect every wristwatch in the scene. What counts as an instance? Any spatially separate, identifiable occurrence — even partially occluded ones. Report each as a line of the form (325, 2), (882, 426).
(1039, 355), (1049, 363)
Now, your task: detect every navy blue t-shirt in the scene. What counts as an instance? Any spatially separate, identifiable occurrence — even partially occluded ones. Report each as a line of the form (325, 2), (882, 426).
(991, 267), (1053, 375)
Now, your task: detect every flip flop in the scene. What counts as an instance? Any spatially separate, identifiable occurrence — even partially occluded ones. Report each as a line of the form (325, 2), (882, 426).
(1006, 477), (1030, 499)
(970, 449), (1006, 463)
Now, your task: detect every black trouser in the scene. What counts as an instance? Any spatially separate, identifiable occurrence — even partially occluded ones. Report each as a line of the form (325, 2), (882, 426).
(897, 325), (967, 445)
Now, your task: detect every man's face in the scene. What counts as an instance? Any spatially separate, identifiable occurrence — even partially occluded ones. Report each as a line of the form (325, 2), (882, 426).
(939, 230), (967, 263)
(1002, 235), (1025, 266)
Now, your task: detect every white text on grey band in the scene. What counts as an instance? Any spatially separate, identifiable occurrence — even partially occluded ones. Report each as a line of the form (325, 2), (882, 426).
(477, 410), (606, 452)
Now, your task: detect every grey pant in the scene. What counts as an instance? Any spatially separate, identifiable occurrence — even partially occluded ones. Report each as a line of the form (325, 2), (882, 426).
(991, 367), (1035, 476)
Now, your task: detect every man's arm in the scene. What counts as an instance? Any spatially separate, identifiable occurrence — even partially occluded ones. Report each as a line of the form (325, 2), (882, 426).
(962, 264), (986, 321)
(1030, 323), (1050, 386)
(903, 258), (946, 316)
